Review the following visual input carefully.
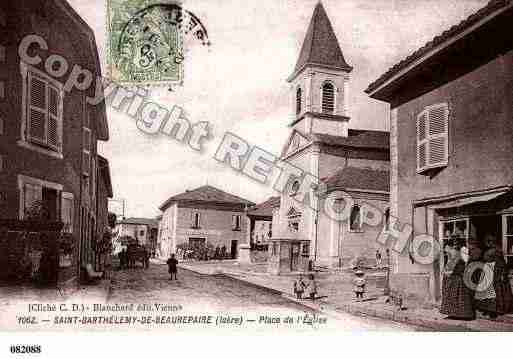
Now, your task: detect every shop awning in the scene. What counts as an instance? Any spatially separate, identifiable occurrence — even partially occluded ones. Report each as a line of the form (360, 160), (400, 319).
(418, 189), (510, 209)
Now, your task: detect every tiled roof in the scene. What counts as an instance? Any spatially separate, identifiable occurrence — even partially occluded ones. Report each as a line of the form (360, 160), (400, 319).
(247, 196), (280, 217)
(290, 2), (352, 80)
(159, 185), (254, 211)
(366, 0), (512, 94)
(309, 129), (390, 150)
(322, 167), (390, 193)
(118, 217), (159, 228)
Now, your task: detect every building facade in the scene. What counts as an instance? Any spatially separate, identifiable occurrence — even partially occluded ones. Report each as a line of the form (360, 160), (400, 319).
(268, 3), (390, 274)
(366, 1), (513, 304)
(95, 155), (113, 271)
(158, 185), (254, 259)
(0, 0), (109, 285)
(115, 217), (158, 249)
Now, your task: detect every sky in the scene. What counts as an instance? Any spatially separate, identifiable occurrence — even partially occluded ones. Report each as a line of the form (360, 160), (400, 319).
(67, 0), (489, 218)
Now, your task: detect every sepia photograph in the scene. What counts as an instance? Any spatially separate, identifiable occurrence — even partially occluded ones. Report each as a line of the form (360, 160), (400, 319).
(1, 0), (513, 355)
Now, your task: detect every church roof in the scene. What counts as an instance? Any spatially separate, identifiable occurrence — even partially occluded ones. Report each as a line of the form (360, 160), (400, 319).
(322, 167), (390, 193)
(159, 185), (254, 211)
(290, 2), (352, 81)
(310, 129), (390, 150)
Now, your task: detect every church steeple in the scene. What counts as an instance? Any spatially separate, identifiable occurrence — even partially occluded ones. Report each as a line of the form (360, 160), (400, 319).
(288, 2), (352, 137)
(290, 2), (352, 80)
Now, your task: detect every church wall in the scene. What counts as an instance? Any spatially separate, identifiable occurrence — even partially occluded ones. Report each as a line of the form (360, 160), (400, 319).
(316, 193), (389, 268)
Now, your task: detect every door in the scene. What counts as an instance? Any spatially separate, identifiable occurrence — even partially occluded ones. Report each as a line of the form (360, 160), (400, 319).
(290, 242), (300, 271)
(231, 240), (238, 259)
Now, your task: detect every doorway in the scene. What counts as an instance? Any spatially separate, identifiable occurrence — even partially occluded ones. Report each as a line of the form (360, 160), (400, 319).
(290, 242), (300, 271)
(231, 240), (238, 259)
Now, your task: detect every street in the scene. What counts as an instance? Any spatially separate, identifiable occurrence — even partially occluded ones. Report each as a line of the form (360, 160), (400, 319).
(107, 261), (420, 331)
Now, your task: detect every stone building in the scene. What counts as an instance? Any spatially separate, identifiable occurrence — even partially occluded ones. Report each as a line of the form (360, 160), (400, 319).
(366, 0), (513, 304)
(268, 2), (390, 274)
(158, 185), (254, 259)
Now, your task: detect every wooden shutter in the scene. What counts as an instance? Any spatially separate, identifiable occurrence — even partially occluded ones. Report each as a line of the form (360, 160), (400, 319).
(416, 110), (428, 172)
(322, 83), (335, 114)
(416, 104), (449, 173)
(47, 86), (60, 150)
(427, 103), (449, 167)
(296, 88), (302, 115)
(28, 75), (47, 144)
(61, 194), (74, 233)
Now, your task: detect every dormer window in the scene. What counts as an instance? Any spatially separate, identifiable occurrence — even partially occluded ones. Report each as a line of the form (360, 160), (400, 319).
(321, 82), (335, 114)
(296, 87), (302, 115)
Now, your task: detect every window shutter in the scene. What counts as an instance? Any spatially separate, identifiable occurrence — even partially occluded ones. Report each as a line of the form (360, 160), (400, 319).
(296, 88), (302, 115)
(28, 75), (47, 143)
(321, 83), (335, 114)
(83, 151), (90, 177)
(47, 86), (60, 149)
(427, 103), (449, 167)
(416, 111), (428, 172)
(61, 195), (74, 233)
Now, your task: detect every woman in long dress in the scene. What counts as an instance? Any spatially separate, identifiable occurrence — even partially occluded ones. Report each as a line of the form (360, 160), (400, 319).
(493, 251), (513, 315)
(440, 240), (475, 320)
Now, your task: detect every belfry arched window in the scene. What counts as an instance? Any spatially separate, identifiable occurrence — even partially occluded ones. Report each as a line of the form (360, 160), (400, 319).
(321, 82), (335, 114)
(296, 87), (302, 115)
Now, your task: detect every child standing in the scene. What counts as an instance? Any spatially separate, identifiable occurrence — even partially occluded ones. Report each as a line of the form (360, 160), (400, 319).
(306, 274), (318, 301)
(353, 270), (366, 301)
(293, 274), (306, 299)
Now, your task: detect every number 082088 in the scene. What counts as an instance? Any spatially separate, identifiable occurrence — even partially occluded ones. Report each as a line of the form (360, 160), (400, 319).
(9, 345), (41, 354)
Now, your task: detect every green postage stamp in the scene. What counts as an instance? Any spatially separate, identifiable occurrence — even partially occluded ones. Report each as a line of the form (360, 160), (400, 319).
(107, 0), (190, 86)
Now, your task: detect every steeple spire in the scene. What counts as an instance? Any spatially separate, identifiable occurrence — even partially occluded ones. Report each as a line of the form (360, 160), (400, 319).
(289, 2), (352, 81)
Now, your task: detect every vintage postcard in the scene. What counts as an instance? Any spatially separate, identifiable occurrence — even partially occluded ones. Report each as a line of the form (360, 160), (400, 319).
(1, 0), (513, 355)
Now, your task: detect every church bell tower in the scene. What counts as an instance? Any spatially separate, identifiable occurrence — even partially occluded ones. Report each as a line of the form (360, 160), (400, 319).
(288, 2), (353, 137)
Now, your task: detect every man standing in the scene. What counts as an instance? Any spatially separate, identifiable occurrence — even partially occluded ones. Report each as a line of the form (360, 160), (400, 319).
(167, 254), (178, 280)
(376, 250), (382, 269)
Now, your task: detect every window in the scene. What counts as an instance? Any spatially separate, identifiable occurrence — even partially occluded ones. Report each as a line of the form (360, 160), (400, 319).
(349, 205), (362, 232)
(384, 208), (390, 232)
(440, 218), (469, 266)
(502, 215), (513, 266)
(416, 103), (449, 173)
(18, 175), (63, 220)
(139, 230), (145, 236)
(22, 65), (63, 153)
(83, 128), (91, 177)
(296, 87), (302, 115)
(321, 82), (335, 114)
(232, 215), (242, 231)
(192, 212), (201, 229)
(61, 192), (74, 233)
(302, 242), (310, 256)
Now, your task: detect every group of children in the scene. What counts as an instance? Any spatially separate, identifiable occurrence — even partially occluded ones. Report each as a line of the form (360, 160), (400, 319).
(293, 270), (367, 302)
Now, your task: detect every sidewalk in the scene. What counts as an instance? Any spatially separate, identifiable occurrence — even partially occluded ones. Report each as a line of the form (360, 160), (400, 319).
(177, 260), (513, 331)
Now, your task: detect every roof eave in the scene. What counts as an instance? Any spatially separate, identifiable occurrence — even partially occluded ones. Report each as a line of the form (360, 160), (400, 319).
(287, 62), (353, 83)
(366, 1), (513, 102)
